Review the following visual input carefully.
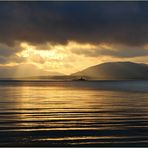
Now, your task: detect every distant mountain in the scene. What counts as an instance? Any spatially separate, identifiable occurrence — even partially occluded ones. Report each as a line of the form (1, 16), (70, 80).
(72, 62), (148, 80)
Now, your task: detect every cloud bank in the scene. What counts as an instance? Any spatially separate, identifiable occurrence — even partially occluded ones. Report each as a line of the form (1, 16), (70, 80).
(0, 2), (148, 46)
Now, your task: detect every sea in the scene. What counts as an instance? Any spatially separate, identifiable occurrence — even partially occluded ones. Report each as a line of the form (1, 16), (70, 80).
(0, 80), (148, 146)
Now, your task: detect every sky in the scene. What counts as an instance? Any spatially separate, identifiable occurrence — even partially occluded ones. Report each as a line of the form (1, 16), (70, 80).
(0, 1), (148, 77)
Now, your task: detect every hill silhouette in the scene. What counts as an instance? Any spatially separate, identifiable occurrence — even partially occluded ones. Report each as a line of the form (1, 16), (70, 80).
(72, 62), (148, 80)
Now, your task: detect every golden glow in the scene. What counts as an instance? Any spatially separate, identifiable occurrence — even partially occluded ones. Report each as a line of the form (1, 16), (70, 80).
(98, 43), (113, 50)
(19, 42), (35, 58)
(1, 41), (148, 76)
(16, 41), (121, 74)
(67, 41), (96, 49)
(19, 42), (66, 60)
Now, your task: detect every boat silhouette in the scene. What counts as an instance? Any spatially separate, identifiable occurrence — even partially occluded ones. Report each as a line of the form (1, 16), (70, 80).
(73, 77), (87, 81)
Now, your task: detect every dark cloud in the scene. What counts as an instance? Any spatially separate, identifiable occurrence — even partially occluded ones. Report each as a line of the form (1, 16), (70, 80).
(0, 54), (26, 64)
(71, 45), (148, 58)
(100, 47), (148, 58)
(0, 2), (148, 46)
(0, 43), (19, 56)
(0, 43), (25, 64)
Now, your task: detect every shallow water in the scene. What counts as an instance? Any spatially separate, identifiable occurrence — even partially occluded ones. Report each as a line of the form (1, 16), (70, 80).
(0, 80), (148, 146)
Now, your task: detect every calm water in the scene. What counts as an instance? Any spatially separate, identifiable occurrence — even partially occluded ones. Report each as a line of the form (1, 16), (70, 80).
(0, 80), (148, 146)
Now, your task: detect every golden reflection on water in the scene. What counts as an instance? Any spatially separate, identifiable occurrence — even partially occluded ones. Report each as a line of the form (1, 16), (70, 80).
(17, 86), (106, 110)
(9, 84), (148, 130)
(16, 86), (107, 128)
(1, 82), (148, 146)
